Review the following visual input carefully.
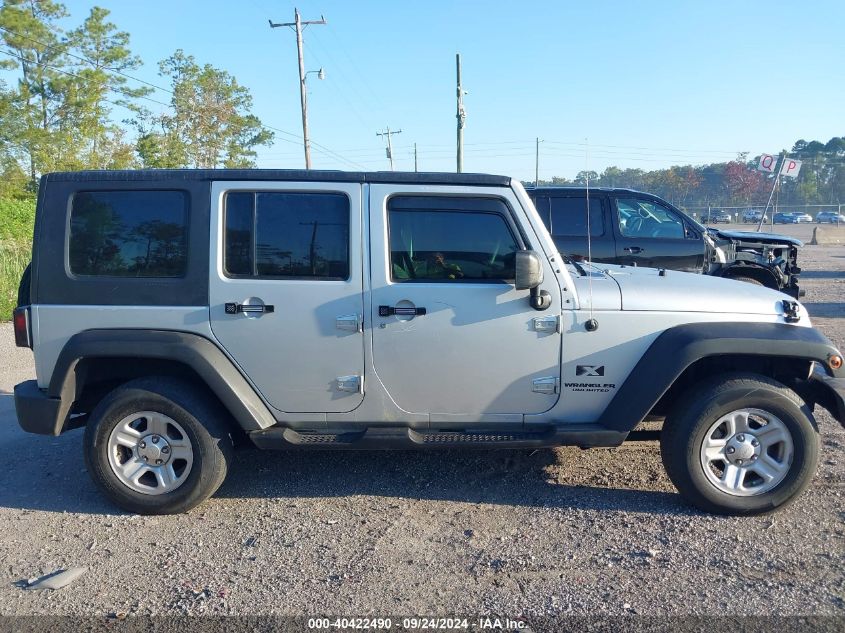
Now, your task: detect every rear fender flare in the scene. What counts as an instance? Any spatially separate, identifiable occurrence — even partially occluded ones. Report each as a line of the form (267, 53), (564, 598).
(49, 329), (277, 433)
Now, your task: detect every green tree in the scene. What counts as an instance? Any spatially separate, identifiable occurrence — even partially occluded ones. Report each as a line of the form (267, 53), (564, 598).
(66, 6), (149, 168)
(0, 0), (71, 185)
(136, 50), (274, 168)
(0, 2), (146, 187)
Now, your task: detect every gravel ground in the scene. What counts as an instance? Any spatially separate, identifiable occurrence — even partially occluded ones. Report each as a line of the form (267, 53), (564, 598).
(0, 238), (843, 621)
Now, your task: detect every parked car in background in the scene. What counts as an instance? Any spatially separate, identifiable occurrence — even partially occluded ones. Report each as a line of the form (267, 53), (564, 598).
(700, 209), (732, 224)
(791, 212), (813, 223)
(526, 186), (803, 297)
(741, 209), (768, 223)
(774, 212), (800, 224)
(816, 211), (845, 224)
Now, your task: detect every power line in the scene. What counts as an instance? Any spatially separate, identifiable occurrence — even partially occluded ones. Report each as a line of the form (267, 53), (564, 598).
(0, 48), (171, 108)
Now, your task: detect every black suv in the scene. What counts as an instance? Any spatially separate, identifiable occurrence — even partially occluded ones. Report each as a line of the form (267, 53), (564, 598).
(526, 187), (802, 297)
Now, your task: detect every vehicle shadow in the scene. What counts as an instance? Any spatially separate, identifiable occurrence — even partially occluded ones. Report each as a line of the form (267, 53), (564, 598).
(215, 445), (688, 516)
(0, 393), (686, 516)
(805, 302), (845, 318)
(0, 393), (121, 515)
(799, 271), (845, 279)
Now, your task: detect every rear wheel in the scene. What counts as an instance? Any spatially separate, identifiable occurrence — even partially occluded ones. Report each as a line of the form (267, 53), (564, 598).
(661, 374), (819, 515)
(84, 377), (234, 514)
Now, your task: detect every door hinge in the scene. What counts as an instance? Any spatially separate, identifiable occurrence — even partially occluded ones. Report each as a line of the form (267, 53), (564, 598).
(336, 375), (363, 393)
(532, 376), (559, 395)
(532, 315), (560, 333)
(336, 314), (362, 332)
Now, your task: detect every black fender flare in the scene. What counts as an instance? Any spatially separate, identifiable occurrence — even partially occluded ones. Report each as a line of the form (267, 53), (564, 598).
(48, 329), (277, 433)
(597, 322), (843, 433)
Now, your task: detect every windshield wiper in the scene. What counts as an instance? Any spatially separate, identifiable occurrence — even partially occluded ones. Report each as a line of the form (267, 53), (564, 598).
(562, 254), (587, 276)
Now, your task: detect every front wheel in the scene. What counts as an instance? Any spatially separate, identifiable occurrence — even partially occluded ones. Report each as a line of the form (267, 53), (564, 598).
(84, 377), (234, 514)
(661, 374), (819, 515)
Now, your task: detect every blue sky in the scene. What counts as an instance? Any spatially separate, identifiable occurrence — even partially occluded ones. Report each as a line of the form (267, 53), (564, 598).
(51, 0), (845, 178)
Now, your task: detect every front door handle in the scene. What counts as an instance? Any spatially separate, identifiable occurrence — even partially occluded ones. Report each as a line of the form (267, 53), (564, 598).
(623, 246), (643, 254)
(379, 305), (426, 317)
(225, 302), (275, 315)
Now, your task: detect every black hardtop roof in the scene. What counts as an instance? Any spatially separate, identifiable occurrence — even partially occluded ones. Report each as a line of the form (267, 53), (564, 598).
(43, 169), (511, 187)
(525, 185), (648, 196)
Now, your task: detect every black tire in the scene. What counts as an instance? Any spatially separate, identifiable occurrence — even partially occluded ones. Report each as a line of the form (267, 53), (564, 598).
(84, 377), (234, 514)
(728, 275), (764, 287)
(661, 373), (819, 515)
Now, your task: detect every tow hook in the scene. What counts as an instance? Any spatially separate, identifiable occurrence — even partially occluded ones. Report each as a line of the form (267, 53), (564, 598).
(782, 300), (801, 323)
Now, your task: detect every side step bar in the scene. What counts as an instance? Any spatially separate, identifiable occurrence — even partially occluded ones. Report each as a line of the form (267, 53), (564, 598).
(248, 425), (627, 450)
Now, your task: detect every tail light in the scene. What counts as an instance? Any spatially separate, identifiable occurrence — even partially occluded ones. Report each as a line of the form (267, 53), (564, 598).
(13, 307), (31, 348)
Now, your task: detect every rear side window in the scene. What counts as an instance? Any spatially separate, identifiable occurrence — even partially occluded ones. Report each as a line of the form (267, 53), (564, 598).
(388, 196), (519, 282)
(69, 191), (188, 277)
(549, 196), (605, 237)
(223, 191), (349, 280)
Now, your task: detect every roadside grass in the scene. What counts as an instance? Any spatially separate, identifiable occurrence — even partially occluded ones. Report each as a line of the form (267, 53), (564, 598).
(0, 198), (35, 320)
(0, 240), (31, 319)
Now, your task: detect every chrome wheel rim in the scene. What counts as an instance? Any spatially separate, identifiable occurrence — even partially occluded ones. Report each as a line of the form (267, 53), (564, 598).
(699, 408), (794, 497)
(107, 411), (194, 495)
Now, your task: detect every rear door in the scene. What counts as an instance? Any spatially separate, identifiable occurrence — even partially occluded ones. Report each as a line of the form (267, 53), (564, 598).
(613, 196), (704, 272)
(538, 193), (615, 263)
(368, 185), (562, 423)
(208, 181), (365, 413)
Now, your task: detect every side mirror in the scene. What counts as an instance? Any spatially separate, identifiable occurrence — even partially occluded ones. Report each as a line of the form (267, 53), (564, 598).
(515, 250), (552, 311)
(515, 250), (544, 290)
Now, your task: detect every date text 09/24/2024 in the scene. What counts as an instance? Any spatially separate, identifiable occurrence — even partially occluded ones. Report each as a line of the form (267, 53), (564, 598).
(307, 617), (528, 630)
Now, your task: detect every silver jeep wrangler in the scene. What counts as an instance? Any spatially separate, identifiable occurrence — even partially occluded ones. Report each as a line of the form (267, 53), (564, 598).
(12, 169), (845, 515)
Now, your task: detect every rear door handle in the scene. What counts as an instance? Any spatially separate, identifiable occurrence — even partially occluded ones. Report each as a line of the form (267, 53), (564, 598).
(623, 246), (643, 254)
(225, 302), (275, 315)
(379, 305), (426, 317)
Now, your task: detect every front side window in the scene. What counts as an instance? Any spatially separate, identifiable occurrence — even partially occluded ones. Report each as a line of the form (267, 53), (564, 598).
(617, 198), (685, 239)
(388, 197), (519, 282)
(224, 191), (349, 279)
(549, 196), (605, 237)
(69, 190), (188, 277)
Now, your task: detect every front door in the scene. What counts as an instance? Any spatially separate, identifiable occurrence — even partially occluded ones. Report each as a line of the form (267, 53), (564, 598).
(209, 182), (365, 413)
(368, 185), (562, 421)
(613, 196), (704, 272)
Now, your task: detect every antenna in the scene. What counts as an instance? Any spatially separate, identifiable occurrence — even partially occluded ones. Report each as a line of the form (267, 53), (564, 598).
(584, 139), (598, 332)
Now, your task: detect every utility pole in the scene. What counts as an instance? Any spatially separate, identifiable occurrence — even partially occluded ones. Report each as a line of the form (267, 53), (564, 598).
(414, 143), (418, 172)
(269, 9), (326, 169)
(535, 137), (543, 187)
(377, 127), (402, 171)
(456, 53), (466, 173)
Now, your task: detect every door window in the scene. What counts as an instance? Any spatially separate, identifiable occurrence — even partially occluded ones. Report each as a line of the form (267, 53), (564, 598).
(223, 191), (349, 280)
(387, 196), (519, 282)
(617, 198), (685, 239)
(549, 196), (605, 237)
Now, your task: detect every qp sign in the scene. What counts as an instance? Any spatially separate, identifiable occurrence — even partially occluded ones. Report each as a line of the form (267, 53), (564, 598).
(758, 154), (777, 173)
(780, 158), (802, 179)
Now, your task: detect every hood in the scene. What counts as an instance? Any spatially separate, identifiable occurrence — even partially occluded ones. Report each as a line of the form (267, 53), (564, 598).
(713, 229), (803, 247)
(589, 263), (803, 318)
